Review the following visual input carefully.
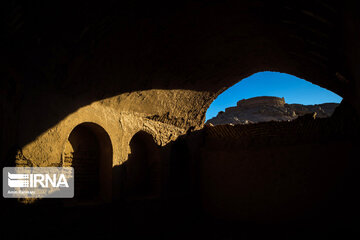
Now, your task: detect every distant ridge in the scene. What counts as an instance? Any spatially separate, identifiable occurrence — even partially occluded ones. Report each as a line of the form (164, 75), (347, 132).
(206, 96), (339, 125)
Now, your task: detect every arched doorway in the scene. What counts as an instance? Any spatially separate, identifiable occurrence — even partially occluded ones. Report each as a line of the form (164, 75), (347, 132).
(63, 122), (113, 202)
(124, 131), (160, 198)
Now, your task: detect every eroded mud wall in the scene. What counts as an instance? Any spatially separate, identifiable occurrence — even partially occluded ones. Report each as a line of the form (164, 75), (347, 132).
(172, 102), (360, 222)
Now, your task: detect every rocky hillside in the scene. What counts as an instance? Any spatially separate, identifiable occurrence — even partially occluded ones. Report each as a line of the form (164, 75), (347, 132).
(206, 96), (339, 125)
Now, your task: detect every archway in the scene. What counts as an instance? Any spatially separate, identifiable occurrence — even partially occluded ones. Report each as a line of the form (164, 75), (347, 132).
(124, 131), (160, 198)
(63, 122), (113, 202)
(206, 71), (342, 124)
(199, 72), (358, 221)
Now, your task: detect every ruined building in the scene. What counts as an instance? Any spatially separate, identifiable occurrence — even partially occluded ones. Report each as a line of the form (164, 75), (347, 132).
(207, 96), (339, 125)
(1, 0), (360, 239)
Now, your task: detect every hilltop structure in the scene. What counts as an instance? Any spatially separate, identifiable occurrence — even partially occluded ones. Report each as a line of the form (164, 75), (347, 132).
(207, 96), (339, 125)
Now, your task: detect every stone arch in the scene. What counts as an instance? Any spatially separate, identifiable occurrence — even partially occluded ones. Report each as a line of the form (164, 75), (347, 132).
(123, 130), (160, 198)
(63, 122), (113, 202)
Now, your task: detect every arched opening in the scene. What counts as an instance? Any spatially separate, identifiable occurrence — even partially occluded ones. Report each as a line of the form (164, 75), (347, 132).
(63, 122), (113, 202)
(206, 71), (342, 125)
(198, 71), (358, 221)
(123, 131), (160, 199)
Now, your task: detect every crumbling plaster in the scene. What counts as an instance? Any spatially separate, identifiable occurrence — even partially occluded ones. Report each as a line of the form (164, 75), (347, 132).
(18, 89), (210, 169)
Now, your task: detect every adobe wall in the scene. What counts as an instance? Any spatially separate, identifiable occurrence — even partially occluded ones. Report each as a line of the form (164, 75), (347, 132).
(9, 89), (211, 168)
(179, 103), (360, 222)
(9, 90), (205, 202)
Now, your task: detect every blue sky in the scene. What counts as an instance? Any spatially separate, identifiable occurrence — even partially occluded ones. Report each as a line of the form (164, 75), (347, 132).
(206, 71), (342, 120)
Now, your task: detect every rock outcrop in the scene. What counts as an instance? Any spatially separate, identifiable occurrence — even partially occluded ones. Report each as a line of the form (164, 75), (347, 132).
(206, 96), (339, 125)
